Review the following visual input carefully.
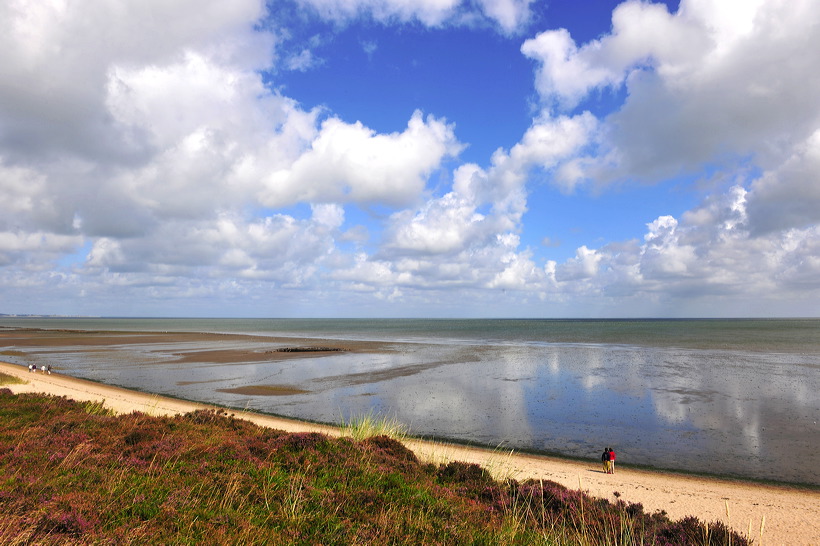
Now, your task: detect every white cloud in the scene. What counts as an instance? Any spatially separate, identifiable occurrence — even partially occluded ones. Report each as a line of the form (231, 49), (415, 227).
(745, 129), (820, 235)
(0, 0), (273, 161)
(0, 162), (46, 220)
(555, 246), (602, 282)
(522, 28), (619, 109)
(0, 230), (82, 266)
(294, 0), (461, 26)
(500, 112), (598, 193)
(368, 113), (595, 289)
(384, 192), (484, 254)
(521, 1), (706, 110)
(523, 0), (820, 184)
(1, 0), (818, 317)
(83, 205), (343, 284)
(285, 48), (322, 71)
(506, 0), (820, 315)
(107, 53), (270, 148)
(475, 0), (534, 34)
(554, 186), (820, 311)
(294, 0), (533, 33)
(639, 216), (699, 279)
(487, 243), (541, 290)
(261, 111), (462, 208)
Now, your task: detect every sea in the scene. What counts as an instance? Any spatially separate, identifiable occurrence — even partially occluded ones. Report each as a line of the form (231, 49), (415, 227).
(2, 317), (819, 486)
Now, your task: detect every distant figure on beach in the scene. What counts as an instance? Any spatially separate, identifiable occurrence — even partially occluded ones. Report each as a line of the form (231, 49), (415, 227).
(608, 447), (616, 474)
(40, 364), (50, 374)
(28, 364), (35, 373)
(601, 448), (610, 473)
(45, 364), (52, 374)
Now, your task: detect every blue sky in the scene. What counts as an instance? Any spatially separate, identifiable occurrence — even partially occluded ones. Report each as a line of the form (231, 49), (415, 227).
(1, 0), (819, 318)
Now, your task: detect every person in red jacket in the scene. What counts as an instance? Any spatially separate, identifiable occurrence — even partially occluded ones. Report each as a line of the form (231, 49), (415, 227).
(608, 447), (616, 474)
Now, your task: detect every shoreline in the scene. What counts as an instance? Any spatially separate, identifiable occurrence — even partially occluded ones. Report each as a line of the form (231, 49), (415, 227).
(2, 360), (818, 545)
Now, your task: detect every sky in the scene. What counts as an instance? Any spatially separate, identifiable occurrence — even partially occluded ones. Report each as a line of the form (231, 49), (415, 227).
(1, 0), (819, 318)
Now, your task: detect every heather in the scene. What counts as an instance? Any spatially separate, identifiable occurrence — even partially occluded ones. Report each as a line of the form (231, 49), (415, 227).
(0, 389), (748, 545)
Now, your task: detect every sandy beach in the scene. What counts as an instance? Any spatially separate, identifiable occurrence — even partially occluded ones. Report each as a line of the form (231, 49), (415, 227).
(2, 360), (817, 545)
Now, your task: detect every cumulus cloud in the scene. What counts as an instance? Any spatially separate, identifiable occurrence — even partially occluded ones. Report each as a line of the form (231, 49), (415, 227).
(555, 246), (602, 282)
(0, 0), (272, 162)
(0, 231), (82, 268)
(474, 0), (534, 34)
(522, 1), (705, 110)
(490, 0), (820, 314)
(261, 111), (462, 208)
(368, 112), (595, 289)
(523, 0), (820, 184)
(1, 0), (819, 317)
(0, 0), (469, 312)
(552, 186), (820, 312)
(294, 0), (534, 33)
(745, 130), (820, 235)
(84, 204), (344, 284)
(295, 0), (460, 26)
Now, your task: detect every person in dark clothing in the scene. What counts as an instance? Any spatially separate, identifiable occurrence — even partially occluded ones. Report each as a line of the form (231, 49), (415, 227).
(601, 448), (610, 473)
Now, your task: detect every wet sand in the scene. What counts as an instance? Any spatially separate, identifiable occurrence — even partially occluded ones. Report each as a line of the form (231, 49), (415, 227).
(0, 327), (385, 354)
(2, 360), (818, 545)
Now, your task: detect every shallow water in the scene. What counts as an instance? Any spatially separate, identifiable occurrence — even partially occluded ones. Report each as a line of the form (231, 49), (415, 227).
(2, 317), (819, 485)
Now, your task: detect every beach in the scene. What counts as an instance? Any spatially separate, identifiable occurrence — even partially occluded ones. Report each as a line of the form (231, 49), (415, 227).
(2, 360), (818, 545)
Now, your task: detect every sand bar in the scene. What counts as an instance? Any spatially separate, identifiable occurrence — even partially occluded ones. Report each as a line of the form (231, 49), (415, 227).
(2, 361), (817, 545)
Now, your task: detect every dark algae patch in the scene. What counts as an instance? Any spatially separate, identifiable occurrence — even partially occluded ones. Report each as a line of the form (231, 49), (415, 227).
(0, 389), (749, 545)
(270, 346), (348, 353)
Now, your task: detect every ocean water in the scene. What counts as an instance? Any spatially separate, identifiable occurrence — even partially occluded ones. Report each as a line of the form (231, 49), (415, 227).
(2, 317), (819, 485)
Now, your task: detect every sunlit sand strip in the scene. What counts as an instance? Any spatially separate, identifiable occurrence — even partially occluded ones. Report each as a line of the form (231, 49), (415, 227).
(2, 361), (817, 545)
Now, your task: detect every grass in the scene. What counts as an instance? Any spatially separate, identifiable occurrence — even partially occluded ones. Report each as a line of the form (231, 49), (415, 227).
(481, 444), (521, 482)
(0, 372), (25, 386)
(339, 409), (410, 442)
(0, 389), (751, 545)
(79, 399), (116, 416)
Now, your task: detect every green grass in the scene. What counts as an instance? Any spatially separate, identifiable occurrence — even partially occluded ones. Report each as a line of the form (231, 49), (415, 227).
(0, 389), (750, 545)
(339, 409), (410, 442)
(79, 399), (116, 416)
(0, 372), (25, 386)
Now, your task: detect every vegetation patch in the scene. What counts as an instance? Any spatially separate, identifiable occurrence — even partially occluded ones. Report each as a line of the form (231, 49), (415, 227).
(340, 409), (410, 442)
(0, 390), (750, 545)
(0, 372), (25, 386)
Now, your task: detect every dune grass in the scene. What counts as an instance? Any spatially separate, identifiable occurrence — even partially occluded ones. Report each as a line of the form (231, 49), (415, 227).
(0, 372), (25, 386)
(0, 389), (750, 545)
(339, 409), (410, 442)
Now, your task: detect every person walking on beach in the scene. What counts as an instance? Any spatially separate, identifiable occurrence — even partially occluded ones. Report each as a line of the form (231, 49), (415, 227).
(608, 447), (616, 474)
(601, 448), (610, 473)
